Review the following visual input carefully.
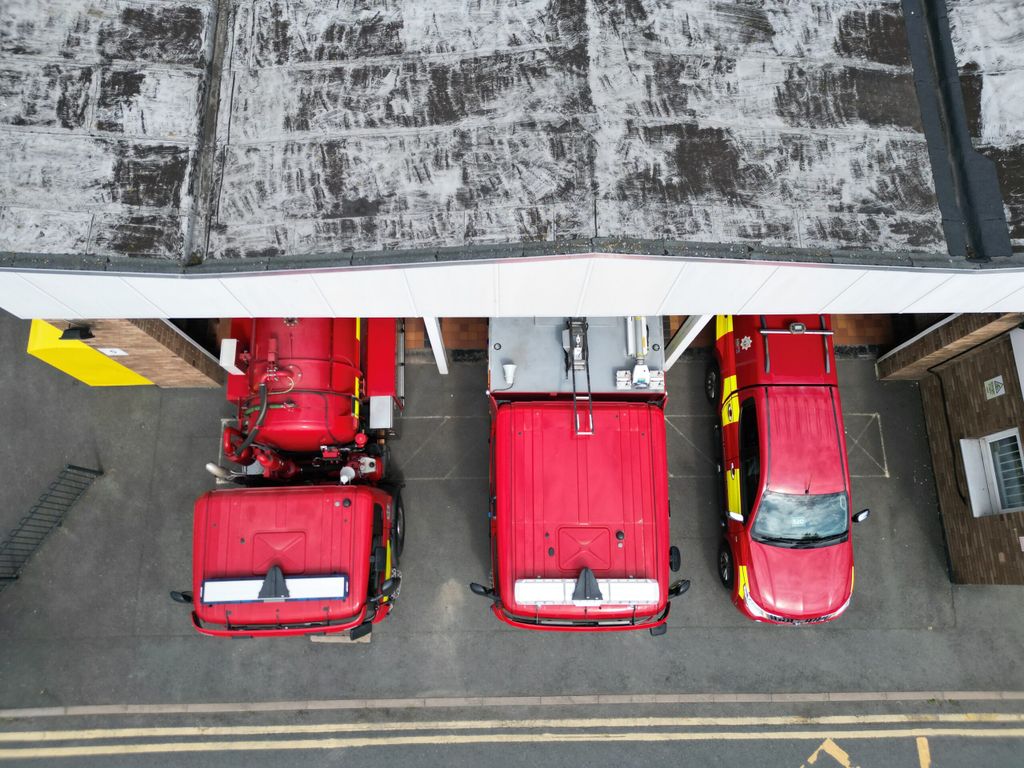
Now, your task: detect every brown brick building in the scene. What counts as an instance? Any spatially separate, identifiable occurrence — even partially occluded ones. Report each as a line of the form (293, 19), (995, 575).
(878, 314), (1024, 584)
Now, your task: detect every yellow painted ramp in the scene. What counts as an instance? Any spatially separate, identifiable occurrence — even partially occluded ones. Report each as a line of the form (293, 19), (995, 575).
(27, 321), (152, 387)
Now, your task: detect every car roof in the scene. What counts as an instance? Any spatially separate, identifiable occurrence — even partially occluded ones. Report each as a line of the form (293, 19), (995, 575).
(763, 386), (847, 496)
(493, 401), (669, 605)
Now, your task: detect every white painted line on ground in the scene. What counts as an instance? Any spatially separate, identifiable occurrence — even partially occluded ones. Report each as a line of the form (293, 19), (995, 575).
(399, 415), (487, 420)
(845, 412), (890, 479)
(1, 692), (1021, 719)
(401, 476), (488, 481)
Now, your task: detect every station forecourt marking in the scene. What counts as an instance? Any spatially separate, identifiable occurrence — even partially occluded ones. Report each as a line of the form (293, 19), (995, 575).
(844, 412), (889, 479)
(799, 738), (857, 768)
(3, 713), (1024, 743)
(1, 714), (1021, 761)
(0, 726), (1021, 761)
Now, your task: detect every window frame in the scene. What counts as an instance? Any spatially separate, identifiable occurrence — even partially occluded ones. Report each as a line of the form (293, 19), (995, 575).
(981, 428), (1024, 514)
(961, 427), (1024, 517)
(738, 396), (760, 522)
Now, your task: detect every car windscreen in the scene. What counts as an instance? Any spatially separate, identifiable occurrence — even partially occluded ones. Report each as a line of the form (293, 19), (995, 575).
(751, 491), (849, 543)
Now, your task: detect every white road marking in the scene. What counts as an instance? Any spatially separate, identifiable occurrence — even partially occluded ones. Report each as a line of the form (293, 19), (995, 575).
(1, 692), (1021, 720)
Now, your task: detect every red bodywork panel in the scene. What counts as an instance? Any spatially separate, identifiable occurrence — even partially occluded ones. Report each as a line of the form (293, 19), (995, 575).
(191, 485), (393, 637)
(732, 314), (838, 389)
(491, 401), (670, 630)
(747, 538), (853, 618)
(226, 318), (362, 451)
(714, 314), (855, 624)
(364, 318), (397, 398)
(763, 387), (847, 496)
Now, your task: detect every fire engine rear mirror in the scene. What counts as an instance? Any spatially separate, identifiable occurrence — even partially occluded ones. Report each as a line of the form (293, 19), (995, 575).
(469, 582), (498, 601)
(379, 578), (400, 600)
(667, 580), (690, 598)
(853, 508), (871, 523)
(169, 590), (193, 604)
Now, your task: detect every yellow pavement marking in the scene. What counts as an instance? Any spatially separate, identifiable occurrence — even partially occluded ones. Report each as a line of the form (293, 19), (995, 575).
(800, 738), (856, 767)
(916, 736), (931, 768)
(3, 713), (1024, 743)
(0, 728), (1022, 760)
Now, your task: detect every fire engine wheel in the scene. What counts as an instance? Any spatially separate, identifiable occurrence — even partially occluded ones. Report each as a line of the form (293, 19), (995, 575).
(717, 541), (734, 589)
(704, 360), (720, 405)
(392, 493), (405, 559)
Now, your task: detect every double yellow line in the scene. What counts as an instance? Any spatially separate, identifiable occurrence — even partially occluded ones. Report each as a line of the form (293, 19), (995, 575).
(1, 714), (1022, 760)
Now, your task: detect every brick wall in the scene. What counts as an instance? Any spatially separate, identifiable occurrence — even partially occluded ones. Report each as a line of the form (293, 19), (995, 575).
(832, 314), (894, 347)
(407, 314), (893, 354)
(405, 318), (426, 350)
(441, 318), (488, 350)
(404, 318), (488, 351)
(48, 319), (224, 388)
(920, 334), (1024, 584)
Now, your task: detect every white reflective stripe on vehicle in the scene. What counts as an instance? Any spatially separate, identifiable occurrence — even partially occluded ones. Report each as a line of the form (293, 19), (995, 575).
(201, 575), (348, 604)
(514, 579), (660, 606)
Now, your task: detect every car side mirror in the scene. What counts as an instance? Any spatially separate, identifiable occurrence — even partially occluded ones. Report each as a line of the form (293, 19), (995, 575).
(667, 579), (690, 598)
(853, 508), (870, 523)
(469, 582), (499, 602)
(169, 590), (193, 604)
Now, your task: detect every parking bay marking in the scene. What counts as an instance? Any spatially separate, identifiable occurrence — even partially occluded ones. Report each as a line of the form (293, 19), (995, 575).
(799, 738), (856, 768)
(845, 412), (889, 479)
(0, 727), (1021, 760)
(916, 736), (931, 768)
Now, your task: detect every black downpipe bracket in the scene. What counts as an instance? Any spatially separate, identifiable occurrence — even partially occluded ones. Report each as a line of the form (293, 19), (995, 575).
(901, 0), (1012, 261)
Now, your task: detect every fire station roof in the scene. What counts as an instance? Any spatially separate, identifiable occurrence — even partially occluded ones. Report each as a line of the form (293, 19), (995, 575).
(0, 0), (1020, 273)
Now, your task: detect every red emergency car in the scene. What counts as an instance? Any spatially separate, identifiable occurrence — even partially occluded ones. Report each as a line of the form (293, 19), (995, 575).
(706, 315), (869, 625)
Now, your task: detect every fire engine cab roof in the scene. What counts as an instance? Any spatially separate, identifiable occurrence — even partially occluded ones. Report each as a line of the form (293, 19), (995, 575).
(494, 401), (669, 617)
(192, 485), (375, 630)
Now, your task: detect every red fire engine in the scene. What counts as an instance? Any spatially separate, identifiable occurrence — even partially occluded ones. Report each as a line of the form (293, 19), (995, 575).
(707, 315), (870, 625)
(470, 317), (689, 634)
(171, 318), (405, 639)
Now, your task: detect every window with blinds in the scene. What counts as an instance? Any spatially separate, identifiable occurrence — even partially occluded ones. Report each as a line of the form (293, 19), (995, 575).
(988, 433), (1024, 511)
(960, 428), (1024, 518)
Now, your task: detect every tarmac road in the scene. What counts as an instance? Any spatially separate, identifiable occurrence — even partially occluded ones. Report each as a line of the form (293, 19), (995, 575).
(1, 312), (1023, 767)
(1, 694), (1023, 767)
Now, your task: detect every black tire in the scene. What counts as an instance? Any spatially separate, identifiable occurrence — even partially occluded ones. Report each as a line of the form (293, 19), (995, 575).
(717, 540), (734, 590)
(373, 443), (393, 479)
(704, 360), (720, 405)
(392, 493), (405, 559)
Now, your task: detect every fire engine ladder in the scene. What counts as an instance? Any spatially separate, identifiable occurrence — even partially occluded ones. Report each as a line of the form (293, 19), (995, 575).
(0, 465), (102, 592)
(567, 317), (594, 436)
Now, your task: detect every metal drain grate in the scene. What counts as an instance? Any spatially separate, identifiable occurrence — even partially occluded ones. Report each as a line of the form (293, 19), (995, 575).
(0, 465), (103, 591)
